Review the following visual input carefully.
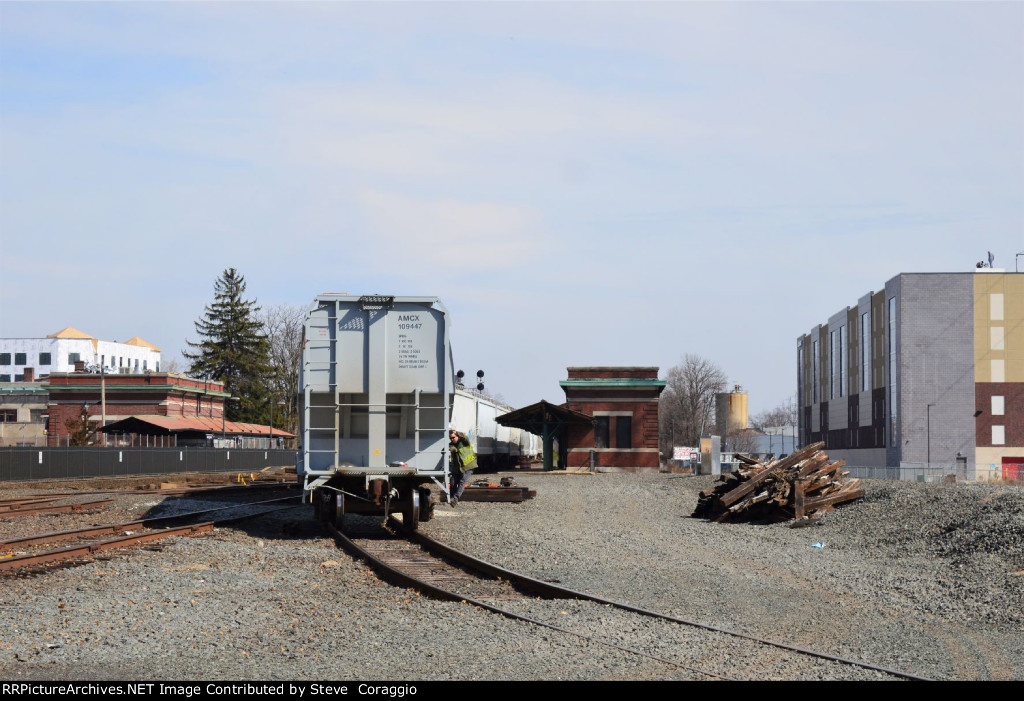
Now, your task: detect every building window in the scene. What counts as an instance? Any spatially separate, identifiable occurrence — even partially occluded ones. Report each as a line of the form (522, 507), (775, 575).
(797, 341), (805, 405)
(991, 327), (1005, 351)
(0, 375), (9, 383)
(30, 409), (46, 422)
(68, 352), (81, 364)
(615, 415), (632, 449)
(14, 353), (26, 366)
(993, 425), (1005, 445)
(0, 409), (16, 423)
(39, 353), (51, 365)
(812, 340), (819, 404)
(992, 359), (1005, 383)
(14, 374), (23, 382)
(991, 293), (1004, 321)
(829, 330), (836, 400)
(838, 325), (846, 398)
(595, 417), (610, 449)
(888, 297), (897, 446)
(143, 360), (148, 371)
(0, 353), (9, 365)
(992, 395), (1005, 416)
(860, 311), (870, 393)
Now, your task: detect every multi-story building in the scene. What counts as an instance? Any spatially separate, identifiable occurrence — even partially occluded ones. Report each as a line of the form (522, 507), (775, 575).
(0, 377), (49, 446)
(0, 327), (162, 381)
(797, 270), (1023, 480)
(46, 372), (229, 446)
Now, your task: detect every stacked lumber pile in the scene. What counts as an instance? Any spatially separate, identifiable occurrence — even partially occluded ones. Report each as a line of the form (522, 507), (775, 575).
(692, 442), (864, 523)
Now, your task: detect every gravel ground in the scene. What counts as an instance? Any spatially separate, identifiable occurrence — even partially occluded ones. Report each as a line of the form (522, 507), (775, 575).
(0, 472), (1021, 681)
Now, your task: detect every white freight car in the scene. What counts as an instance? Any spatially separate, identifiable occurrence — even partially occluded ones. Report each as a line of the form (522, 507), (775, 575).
(298, 294), (455, 530)
(450, 387), (537, 470)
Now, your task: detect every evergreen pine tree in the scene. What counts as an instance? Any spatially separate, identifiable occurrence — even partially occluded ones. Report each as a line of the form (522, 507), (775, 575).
(184, 268), (272, 424)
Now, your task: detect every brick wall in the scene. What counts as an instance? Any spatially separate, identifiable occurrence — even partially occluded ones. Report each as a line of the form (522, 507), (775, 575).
(567, 367), (659, 380)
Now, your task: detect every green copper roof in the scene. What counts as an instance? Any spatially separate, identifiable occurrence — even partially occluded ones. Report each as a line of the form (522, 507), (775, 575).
(559, 379), (666, 388)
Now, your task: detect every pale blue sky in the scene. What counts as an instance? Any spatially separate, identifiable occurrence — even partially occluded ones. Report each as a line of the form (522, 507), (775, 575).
(2, 1), (1022, 414)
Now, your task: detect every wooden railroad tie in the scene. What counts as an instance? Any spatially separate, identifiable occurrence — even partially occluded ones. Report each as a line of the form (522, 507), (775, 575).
(692, 443), (864, 523)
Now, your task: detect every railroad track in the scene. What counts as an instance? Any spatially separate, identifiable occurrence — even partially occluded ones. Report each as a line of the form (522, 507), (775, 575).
(0, 498), (115, 519)
(330, 517), (932, 681)
(0, 495), (302, 573)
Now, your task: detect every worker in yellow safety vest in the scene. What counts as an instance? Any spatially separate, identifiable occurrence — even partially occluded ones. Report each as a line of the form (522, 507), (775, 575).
(448, 428), (477, 506)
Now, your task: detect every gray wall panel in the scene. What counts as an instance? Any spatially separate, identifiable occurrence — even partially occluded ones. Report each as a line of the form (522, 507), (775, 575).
(898, 274), (975, 464)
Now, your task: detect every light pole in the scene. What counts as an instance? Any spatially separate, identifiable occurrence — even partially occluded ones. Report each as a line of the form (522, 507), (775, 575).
(221, 396), (239, 446)
(927, 403), (936, 467)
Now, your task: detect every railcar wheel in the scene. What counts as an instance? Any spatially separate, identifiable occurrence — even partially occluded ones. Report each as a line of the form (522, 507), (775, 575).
(332, 491), (346, 529)
(312, 490), (323, 521)
(403, 488), (420, 530)
(418, 487), (434, 522)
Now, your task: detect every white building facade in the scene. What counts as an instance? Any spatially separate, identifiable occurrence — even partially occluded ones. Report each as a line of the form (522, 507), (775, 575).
(0, 327), (162, 382)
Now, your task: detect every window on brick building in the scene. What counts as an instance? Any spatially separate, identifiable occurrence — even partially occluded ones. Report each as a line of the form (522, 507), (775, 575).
(14, 353), (26, 365)
(993, 425), (1005, 445)
(594, 417), (609, 449)
(615, 415), (632, 449)
(992, 396), (1005, 416)
(39, 353), (51, 365)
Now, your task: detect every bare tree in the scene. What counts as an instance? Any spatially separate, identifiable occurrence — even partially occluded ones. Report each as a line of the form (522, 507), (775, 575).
(260, 303), (307, 437)
(162, 356), (183, 375)
(724, 428), (760, 454)
(659, 354), (728, 455)
(750, 396), (799, 431)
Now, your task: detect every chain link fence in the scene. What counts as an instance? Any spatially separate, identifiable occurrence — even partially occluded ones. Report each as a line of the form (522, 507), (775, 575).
(844, 461), (1020, 483)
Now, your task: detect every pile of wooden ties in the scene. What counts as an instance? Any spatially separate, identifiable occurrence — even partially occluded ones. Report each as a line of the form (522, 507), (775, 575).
(460, 477), (536, 503)
(692, 441), (864, 523)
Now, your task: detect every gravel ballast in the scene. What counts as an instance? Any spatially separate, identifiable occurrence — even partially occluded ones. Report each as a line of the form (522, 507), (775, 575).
(0, 473), (1021, 681)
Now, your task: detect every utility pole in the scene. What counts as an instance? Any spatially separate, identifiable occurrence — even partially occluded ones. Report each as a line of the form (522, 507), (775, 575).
(927, 403), (935, 467)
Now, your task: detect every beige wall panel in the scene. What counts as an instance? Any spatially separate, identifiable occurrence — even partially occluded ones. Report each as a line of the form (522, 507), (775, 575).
(975, 274), (1024, 383)
(975, 446), (1024, 482)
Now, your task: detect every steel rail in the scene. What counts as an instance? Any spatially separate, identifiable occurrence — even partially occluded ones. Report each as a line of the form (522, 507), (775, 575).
(0, 499), (302, 572)
(0, 495), (302, 550)
(335, 517), (929, 682)
(0, 499), (114, 519)
(0, 523), (216, 570)
(0, 498), (59, 511)
(328, 520), (731, 681)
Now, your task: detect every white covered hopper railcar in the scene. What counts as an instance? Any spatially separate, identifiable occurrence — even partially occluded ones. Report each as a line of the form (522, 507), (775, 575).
(298, 294), (456, 530)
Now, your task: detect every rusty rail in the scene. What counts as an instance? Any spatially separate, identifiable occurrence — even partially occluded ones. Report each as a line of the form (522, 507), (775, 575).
(329, 517), (931, 682)
(0, 499), (114, 519)
(0, 496), (301, 572)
